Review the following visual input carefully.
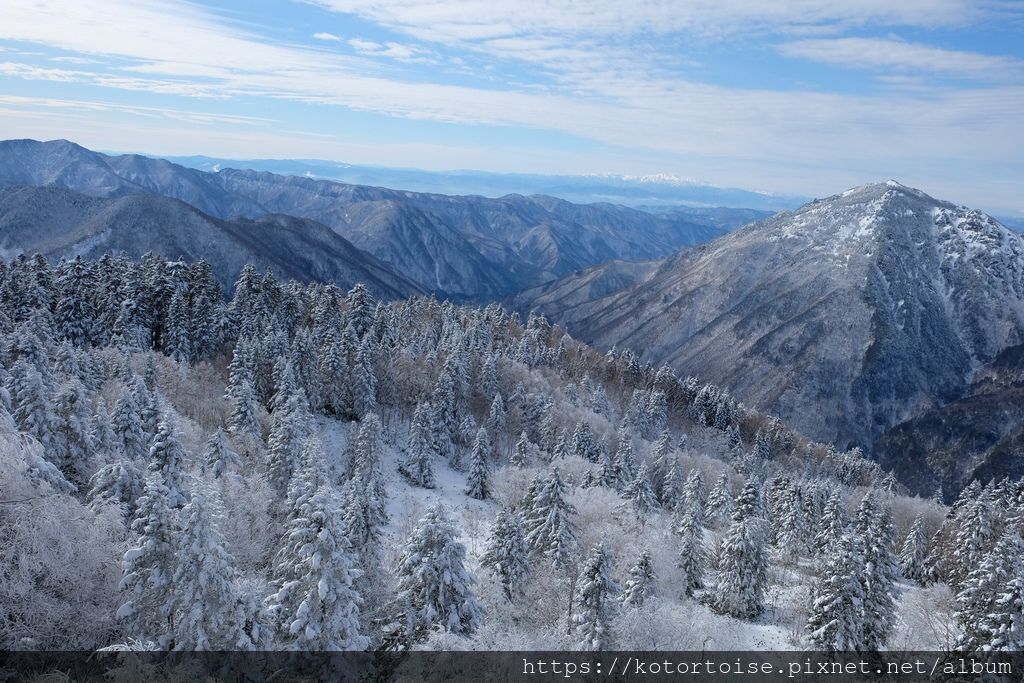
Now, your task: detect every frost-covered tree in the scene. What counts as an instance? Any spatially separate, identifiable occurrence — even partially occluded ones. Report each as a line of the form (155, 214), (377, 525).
(463, 427), (491, 500)
(164, 485), (255, 650)
(682, 468), (706, 528)
(574, 539), (620, 651)
(350, 339), (378, 419)
(266, 400), (308, 497)
(948, 498), (995, 592)
(570, 421), (600, 463)
(87, 457), (145, 519)
(117, 472), (176, 645)
(710, 481), (769, 619)
(394, 505), (482, 642)
(707, 471), (733, 525)
(954, 530), (1024, 652)
(511, 430), (532, 468)
(898, 513), (928, 585)
(612, 423), (635, 489)
(7, 359), (55, 453)
(806, 533), (867, 651)
(111, 385), (147, 461)
(147, 417), (190, 509)
(481, 508), (531, 602)
(526, 468), (578, 568)
(621, 549), (656, 607)
(676, 504), (706, 597)
(50, 379), (96, 483)
(266, 443), (367, 650)
(856, 491), (899, 651)
(816, 490), (847, 553)
(227, 377), (261, 439)
(620, 462), (658, 517)
(201, 428), (241, 480)
(400, 402), (436, 488)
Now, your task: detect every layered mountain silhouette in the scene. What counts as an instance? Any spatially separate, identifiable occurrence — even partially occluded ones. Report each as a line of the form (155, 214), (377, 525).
(522, 182), (1024, 455)
(0, 139), (734, 300)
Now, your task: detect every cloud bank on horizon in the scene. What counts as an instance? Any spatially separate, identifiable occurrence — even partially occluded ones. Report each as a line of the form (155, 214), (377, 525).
(0, 0), (1021, 213)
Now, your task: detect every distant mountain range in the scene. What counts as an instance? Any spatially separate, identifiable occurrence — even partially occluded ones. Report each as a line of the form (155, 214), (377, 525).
(0, 139), (762, 300)
(516, 181), (1024, 493)
(162, 153), (805, 211)
(0, 185), (423, 299)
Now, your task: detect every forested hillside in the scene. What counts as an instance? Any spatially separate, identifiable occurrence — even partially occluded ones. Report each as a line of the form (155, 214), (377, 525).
(1, 253), (1021, 653)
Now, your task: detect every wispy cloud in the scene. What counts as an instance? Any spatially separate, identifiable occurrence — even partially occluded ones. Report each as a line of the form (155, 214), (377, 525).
(312, 31), (341, 41)
(780, 37), (1024, 82)
(347, 38), (437, 63)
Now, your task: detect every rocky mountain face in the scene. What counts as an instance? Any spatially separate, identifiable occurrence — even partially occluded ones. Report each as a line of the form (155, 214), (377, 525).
(537, 182), (1024, 453)
(0, 185), (423, 299)
(877, 343), (1024, 500)
(0, 139), (729, 300)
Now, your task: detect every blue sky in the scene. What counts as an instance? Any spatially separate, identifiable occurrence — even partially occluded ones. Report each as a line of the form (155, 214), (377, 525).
(1, 0), (1022, 213)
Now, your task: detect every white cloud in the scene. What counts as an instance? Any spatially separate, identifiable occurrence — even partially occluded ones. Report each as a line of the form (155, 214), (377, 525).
(313, 31), (342, 41)
(347, 37), (436, 63)
(780, 37), (1024, 81)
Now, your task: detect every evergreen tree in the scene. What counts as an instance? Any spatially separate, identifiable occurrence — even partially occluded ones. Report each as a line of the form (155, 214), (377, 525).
(612, 423), (636, 489)
(526, 468), (579, 568)
(987, 569), (1024, 651)
(570, 421), (600, 463)
(620, 462), (658, 517)
(511, 430), (531, 467)
(350, 339), (378, 419)
(481, 509), (531, 602)
(50, 379), (96, 483)
(202, 428), (242, 480)
(487, 392), (506, 439)
(948, 498), (994, 592)
(816, 491), (847, 553)
(682, 468), (707, 528)
(267, 443), (367, 650)
(394, 505), (482, 642)
(898, 513), (928, 584)
(165, 485), (255, 650)
(621, 549), (656, 607)
(148, 417), (190, 508)
(465, 427), (492, 500)
(111, 384), (147, 460)
(676, 504), (706, 597)
(856, 491), (899, 651)
(87, 457), (145, 519)
(7, 359), (55, 453)
(707, 471), (734, 525)
(806, 533), (867, 651)
(400, 402), (436, 488)
(117, 472), (176, 645)
(227, 377), (262, 439)
(710, 481), (769, 619)
(266, 398), (308, 496)
(574, 539), (620, 651)
(954, 531), (1024, 652)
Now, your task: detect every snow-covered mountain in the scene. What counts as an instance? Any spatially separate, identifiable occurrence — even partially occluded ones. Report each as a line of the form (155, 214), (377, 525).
(0, 139), (741, 300)
(0, 185), (424, 298)
(537, 182), (1024, 452)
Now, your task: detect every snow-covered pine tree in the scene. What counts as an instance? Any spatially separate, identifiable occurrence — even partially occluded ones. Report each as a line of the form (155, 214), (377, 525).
(707, 471), (733, 525)
(266, 400), (308, 497)
(619, 462), (658, 518)
(682, 468), (707, 528)
(570, 421), (600, 463)
(898, 513), (928, 584)
(621, 549), (656, 607)
(117, 472), (176, 645)
(481, 508), (531, 602)
(954, 530), (1024, 652)
(266, 442), (368, 650)
(202, 428), (242, 480)
(148, 417), (190, 509)
(487, 391), (506, 440)
(806, 532), (867, 651)
(856, 491), (899, 651)
(50, 378), (96, 484)
(227, 377), (262, 439)
(400, 401), (436, 488)
(650, 430), (672, 503)
(574, 539), (620, 651)
(773, 483), (807, 560)
(526, 468), (579, 568)
(111, 384), (148, 461)
(986, 565), (1024, 651)
(710, 481), (769, 619)
(350, 338), (378, 419)
(612, 423), (636, 490)
(164, 484), (255, 650)
(948, 497), (995, 592)
(87, 457), (145, 519)
(511, 430), (531, 468)
(6, 359), (55, 454)
(394, 505), (482, 642)
(816, 490), (847, 553)
(465, 427), (492, 500)
(676, 503), (706, 597)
